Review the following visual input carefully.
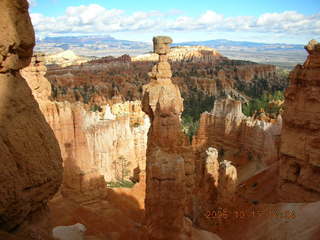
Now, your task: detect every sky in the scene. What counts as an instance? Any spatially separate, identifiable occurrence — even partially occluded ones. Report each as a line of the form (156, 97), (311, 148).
(28, 0), (320, 44)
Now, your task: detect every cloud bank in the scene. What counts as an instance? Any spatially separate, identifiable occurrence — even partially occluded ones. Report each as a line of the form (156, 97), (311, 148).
(30, 4), (320, 41)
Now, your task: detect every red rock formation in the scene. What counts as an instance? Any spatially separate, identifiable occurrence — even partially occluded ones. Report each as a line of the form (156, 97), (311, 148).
(205, 148), (220, 188)
(20, 53), (51, 101)
(279, 39), (320, 202)
(236, 64), (276, 82)
(0, 0), (63, 235)
(194, 97), (282, 182)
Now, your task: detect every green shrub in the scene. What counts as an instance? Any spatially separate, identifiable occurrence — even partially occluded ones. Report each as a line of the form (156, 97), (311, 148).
(181, 115), (199, 141)
(132, 122), (141, 128)
(242, 91), (284, 118)
(91, 104), (102, 112)
(106, 180), (135, 188)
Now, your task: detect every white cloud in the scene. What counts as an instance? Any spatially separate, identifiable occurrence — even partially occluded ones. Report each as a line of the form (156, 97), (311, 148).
(30, 4), (320, 41)
(198, 11), (224, 25)
(257, 11), (304, 26)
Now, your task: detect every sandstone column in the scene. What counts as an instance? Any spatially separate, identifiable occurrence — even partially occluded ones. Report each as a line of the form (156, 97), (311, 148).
(142, 36), (191, 240)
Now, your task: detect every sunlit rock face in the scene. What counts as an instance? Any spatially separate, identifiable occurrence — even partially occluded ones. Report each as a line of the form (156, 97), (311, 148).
(47, 101), (149, 202)
(193, 97), (282, 182)
(0, 0), (63, 233)
(279, 39), (320, 202)
(217, 160), (237, 205)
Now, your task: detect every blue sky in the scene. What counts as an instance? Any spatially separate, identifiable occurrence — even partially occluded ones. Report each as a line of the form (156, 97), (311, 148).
(29, 0), (320, 44)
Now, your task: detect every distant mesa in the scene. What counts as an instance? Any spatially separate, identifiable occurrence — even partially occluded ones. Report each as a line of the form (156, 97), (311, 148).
(45, 50), (91, 67)
(36, 35), (117, 43)
(52, 50), (79, 60)
(133, 45), (227, 63)
(35, 34), (307, 67)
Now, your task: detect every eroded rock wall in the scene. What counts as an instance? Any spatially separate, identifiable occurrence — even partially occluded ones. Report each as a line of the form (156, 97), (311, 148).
(22, 54), (150, 202)
(194, 98), (282, 182)
(279, 40), (320, 202)
(0, 0), (63, 233)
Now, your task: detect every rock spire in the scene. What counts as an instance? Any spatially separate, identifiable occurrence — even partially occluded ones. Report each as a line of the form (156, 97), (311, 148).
(142, 36), (191, 240)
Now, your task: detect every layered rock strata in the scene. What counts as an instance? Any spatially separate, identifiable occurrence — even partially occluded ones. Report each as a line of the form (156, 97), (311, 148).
(194, 97), (282, 182)
(279, 39), (320, 202)
(0, 0), (63, 233)
(133, 46), (226, 63)
(142, 36), (192, 240)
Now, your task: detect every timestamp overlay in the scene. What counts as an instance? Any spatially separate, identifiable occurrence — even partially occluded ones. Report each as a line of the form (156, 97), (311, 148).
(205, 206), (296, 221)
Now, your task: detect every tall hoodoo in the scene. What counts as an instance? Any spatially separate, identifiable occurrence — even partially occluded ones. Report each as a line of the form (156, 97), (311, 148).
(279, 39), (320, 201)
(0, 0), (63, 234)
(142, 36), (191, 240)
(142, 36), (186, 150)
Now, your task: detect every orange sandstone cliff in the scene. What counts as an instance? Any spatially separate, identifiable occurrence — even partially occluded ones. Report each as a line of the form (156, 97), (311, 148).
(279, 39), (320, 202)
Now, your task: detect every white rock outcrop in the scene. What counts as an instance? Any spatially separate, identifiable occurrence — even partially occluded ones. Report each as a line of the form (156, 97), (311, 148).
(52, 223), (87, 240)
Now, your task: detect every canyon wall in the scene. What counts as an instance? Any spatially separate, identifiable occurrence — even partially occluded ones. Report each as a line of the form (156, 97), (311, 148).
(0, 0), (63, 235)
(236, 64), (276, 82)
(22, 53), (150, 203)
(194, 97), (282, 182)
(279, 40), (320, 202)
